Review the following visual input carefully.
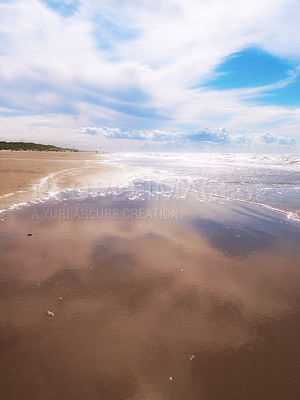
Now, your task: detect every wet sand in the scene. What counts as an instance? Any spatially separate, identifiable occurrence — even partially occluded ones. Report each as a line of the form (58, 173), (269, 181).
(0, 151), (129, 210)
(0, 188), (300, 399)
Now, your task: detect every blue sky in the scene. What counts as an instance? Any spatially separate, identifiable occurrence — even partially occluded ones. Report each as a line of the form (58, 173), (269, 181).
(205, 48), (295, 91)
(0, 0), (300, 151)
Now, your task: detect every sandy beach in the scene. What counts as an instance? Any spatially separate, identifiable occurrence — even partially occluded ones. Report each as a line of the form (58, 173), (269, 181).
(0, 151), (133, 211)
(0, 153), (300, 399)
(0, 172), (300, 399)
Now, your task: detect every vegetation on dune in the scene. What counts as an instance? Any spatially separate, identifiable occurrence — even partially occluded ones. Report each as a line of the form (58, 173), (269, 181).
(0, 141), (79, 152)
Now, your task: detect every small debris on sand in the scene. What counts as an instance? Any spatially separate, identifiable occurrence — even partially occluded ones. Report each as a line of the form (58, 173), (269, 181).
(169, 377), (173, 381)
(190, 354), (195, 360)
(27, 233), (32, 237)
(180, 268), (184, 272)
(46, 310), (54, 317)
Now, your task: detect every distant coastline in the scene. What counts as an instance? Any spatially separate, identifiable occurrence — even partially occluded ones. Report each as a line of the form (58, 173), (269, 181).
(0, 141), (79, 152)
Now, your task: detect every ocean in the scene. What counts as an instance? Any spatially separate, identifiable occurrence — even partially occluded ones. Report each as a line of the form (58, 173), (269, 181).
(102, 152), (300, 222)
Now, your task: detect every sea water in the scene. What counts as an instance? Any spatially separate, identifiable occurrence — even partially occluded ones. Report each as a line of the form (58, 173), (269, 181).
(102, 153), (300, 221)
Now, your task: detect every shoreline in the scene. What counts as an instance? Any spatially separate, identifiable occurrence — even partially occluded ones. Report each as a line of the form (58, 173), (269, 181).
(0, 150), (135, 212)
(166, 183), (300, 223)
(1, 151), (299, 224)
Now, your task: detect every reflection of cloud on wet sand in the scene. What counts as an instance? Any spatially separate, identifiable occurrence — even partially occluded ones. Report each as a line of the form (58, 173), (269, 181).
(0, 202), (300, 399)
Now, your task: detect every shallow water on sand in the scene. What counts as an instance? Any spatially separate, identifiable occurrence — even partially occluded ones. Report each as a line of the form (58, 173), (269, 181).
(105, 152), (300, 221)
(0, 189), (300, 400)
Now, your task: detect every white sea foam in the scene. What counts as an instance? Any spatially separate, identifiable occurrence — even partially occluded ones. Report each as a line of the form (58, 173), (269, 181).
(1, 153), (299, 222)
(287, 212), (300, 222)
(0, 190), (27, 200)
(103, 152), (300, 223)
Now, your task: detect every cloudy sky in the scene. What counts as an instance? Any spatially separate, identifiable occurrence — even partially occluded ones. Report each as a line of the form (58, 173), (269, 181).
(0, 0), (300, 151)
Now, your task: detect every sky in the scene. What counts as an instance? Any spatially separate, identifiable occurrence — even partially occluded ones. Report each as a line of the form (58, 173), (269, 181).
(0, 0), (300, 152)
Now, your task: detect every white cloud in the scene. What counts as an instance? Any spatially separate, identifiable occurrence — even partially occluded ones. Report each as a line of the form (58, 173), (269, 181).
(80, 127), (148, 140)
(80, 126), (297, 149)
(1, 0), (300, 149)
